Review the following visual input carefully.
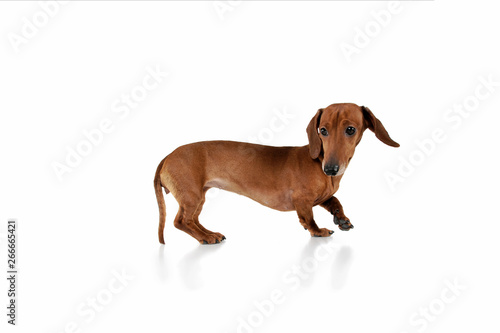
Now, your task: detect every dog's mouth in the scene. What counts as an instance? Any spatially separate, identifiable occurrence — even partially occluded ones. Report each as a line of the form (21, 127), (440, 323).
(324, 171), (344, 177)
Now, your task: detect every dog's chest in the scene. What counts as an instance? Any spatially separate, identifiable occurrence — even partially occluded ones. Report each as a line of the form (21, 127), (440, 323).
(314, 176), (341, 204)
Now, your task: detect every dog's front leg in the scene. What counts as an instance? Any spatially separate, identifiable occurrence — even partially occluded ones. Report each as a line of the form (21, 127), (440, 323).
(295, 203), (334, 237)
(320, 197), (354, 231)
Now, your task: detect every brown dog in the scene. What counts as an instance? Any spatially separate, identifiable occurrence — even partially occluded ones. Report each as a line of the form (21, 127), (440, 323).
(154, 103), (399, 244)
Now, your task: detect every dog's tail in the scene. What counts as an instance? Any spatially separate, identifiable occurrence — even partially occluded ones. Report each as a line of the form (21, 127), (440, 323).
(154, 157), (169, 244)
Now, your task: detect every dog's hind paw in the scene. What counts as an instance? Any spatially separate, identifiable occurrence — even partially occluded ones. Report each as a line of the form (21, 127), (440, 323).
(334, 215), (354, 231)
(199, 233), (226, 245)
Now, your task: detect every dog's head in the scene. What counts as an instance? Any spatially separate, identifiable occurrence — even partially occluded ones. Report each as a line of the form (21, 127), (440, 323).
(307, 103), (399, 177)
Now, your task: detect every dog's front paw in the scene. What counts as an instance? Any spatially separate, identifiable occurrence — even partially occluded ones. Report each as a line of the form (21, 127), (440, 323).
(311, 228), (334, 237)
(334, 213), (354, 231)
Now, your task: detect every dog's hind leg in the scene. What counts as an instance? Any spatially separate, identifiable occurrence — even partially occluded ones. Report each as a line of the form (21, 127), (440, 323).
(173, 189), (225, 245)
(192, 189), (226, 242)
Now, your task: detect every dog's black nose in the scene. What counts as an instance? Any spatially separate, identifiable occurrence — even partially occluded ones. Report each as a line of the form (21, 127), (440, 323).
(324, 164), (339, 176)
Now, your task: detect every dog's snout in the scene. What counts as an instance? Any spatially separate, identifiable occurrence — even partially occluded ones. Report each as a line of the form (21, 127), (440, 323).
(324, 164), (339, 176)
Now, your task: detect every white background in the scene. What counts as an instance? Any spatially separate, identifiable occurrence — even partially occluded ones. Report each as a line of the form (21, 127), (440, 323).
(1, 1), (499, 333)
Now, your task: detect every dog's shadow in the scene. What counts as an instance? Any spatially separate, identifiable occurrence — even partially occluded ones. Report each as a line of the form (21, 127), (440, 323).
(330, 245), (354, 289)
(166, 238), (353, 290)
(177, 243), (224, 289)
(298, 237), (354, 289)
(157, 245), (169, 282)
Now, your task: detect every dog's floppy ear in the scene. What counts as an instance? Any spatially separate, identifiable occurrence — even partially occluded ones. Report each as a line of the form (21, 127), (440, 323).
(361, 106), (400, 147)
(306, 108), (323, 159)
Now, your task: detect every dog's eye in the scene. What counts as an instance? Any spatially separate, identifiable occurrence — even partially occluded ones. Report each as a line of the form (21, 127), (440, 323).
(320, 128), (328, 136)
(345, 126), (356, 136)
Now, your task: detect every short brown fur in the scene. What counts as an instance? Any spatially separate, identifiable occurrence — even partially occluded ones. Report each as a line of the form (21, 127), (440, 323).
(154, 103), (399, 244)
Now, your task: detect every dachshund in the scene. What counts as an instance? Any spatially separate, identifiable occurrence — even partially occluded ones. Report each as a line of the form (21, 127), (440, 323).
(154, 103), (399, 244)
